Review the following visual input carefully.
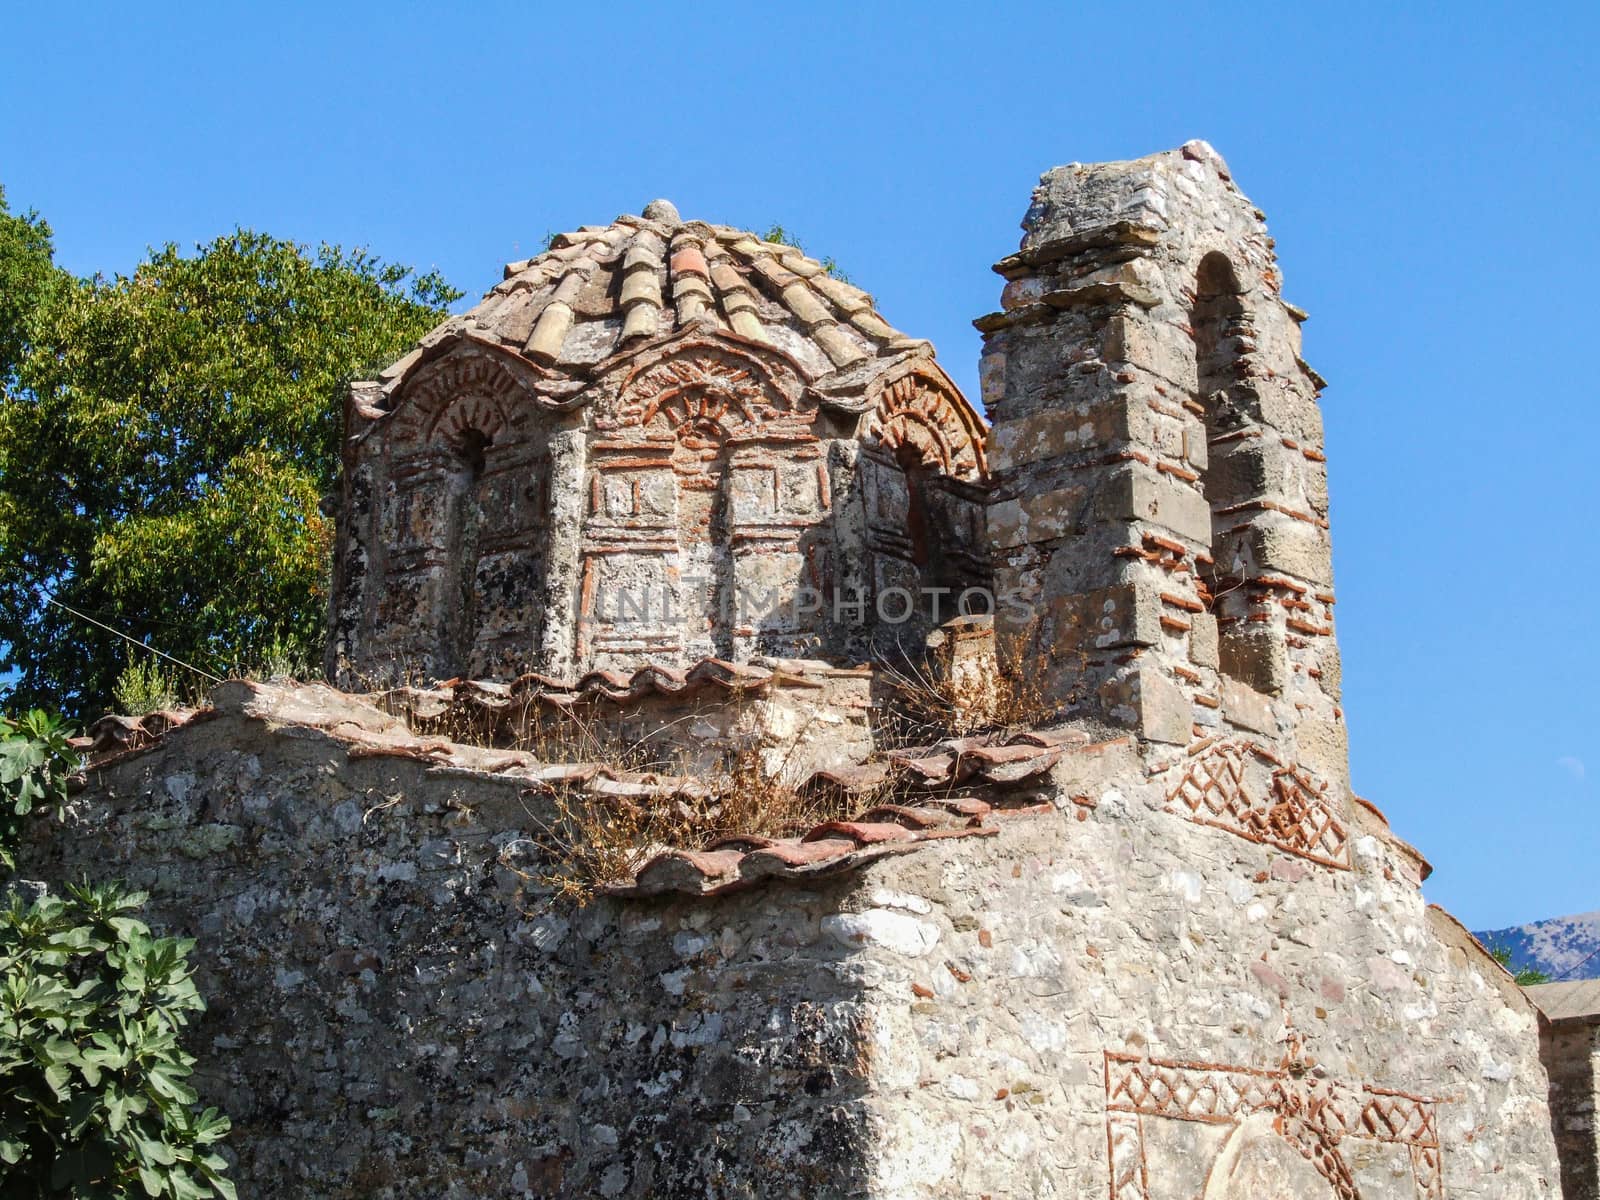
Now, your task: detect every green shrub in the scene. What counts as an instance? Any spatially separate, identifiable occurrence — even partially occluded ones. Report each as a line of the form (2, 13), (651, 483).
(0, 881), (235, 1198)
(110, 658), (180, 719)
(1488, 942), (1552, 987)
(1, 711), (79, 872)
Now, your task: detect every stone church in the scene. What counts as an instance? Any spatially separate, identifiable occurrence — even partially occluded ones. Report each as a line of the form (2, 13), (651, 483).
(33, 143), (1567, 1198)
(328, 201), (990, 685)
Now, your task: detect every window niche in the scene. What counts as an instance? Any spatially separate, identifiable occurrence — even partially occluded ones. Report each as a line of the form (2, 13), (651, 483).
(669, 418), (736, 662)
(439, 425), (493, 678)
(1191, 251), (1285, 695)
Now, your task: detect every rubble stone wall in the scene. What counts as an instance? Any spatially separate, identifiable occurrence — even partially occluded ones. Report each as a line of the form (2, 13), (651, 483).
(23, 701), (1560, 1199)
(26, 707), (882, 1200)
(839, 736), (1559, 1199)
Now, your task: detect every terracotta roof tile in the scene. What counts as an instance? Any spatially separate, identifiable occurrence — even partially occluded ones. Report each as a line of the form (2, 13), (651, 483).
(802, 820), (918, 845)
(805, 762), (895, 796)
(377, 659), (863, 728)
(609, 798), (1010, 898)
(72, 708), (206, 761)
(76, 682), (1083, 901)
(628, 848), (745, 893)
(362, 204), (946, 402)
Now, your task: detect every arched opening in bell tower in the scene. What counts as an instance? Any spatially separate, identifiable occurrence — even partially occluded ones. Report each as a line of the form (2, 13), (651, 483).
(1192, 250), (1280, 693)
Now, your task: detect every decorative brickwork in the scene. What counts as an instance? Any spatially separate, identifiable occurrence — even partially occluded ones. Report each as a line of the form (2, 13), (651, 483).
(1105, 1039), (1444, 1198)
(864, 366), (987, 480)
(1165, 738), (1351, 868)
(330, 212), (990, 688)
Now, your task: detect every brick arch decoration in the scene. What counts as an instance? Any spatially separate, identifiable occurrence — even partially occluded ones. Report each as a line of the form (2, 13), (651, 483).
(433, 392), (510, 454)
(1202, 1112), (1350, 1200)
(864, 369), (987, 481)
(1105, 1038), (1444, 1199)
(386, 351), (529, 454)
(602, 340), (810, 440)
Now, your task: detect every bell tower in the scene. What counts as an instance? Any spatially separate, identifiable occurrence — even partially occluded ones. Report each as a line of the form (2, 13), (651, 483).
(978, 140), (1346, 787)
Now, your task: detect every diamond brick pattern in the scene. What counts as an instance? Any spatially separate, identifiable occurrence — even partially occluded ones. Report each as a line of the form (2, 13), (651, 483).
(1106, 1049), (1444, 1199)
(1166, 739), (1351, 869)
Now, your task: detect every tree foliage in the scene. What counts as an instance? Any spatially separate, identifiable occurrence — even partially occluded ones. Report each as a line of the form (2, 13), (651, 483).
(0, 711), (79, 872)
(0, 880), (234, 1199)
(0, 188), (61, 389)
(1488, 943), (1552, 987)
(0, 209), (460, 718)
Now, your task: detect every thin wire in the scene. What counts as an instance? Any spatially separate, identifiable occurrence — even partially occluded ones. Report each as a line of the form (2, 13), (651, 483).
(42, 596), (225, 684)
(1551, 942), (1600, 983)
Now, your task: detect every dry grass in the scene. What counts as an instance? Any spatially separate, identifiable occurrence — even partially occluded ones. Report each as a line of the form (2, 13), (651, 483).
(511, 744), (857, 906)
(520, 788), (664, 906)
(343, 662), (856, 903)
(876, 647), (1057, 745)
(699, 750), (849, 842)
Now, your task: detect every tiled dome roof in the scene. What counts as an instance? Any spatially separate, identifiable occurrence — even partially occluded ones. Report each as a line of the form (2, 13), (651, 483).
(371, 201), (940, 401)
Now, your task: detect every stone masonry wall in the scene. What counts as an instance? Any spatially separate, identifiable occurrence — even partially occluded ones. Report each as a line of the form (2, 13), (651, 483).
(835, 735), (1558, 1199)
(1542, 1018), (1599, 1200)
(28, 698), (881, 1199)
(979, 141), (1345, 793)
(332, 333), (991, 688)
(23, 689), (1560, 1198)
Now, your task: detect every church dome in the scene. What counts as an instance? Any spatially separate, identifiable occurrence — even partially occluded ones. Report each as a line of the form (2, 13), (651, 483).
(367, 202), (948, 408)
(333, 200), (993, 688)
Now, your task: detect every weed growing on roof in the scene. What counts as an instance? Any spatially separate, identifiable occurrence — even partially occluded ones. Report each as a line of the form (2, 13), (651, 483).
(762, 224), (852, 284)
(874, 630), (1058, 745)
(506, 738), (863, 907)
(111, 654), (182, 718)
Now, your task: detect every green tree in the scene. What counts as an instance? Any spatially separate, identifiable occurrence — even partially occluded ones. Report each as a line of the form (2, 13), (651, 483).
(0, 187), (62, 389)
(0, 880), (235, 1199)
(1488, 943), (1551, 987)
(0, 215), (460, 719)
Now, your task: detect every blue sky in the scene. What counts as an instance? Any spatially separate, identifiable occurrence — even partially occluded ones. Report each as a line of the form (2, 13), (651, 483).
(2, 2), (1595, 930)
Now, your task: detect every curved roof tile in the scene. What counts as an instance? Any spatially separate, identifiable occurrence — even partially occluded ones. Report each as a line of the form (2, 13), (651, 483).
(375, 203), (939, 401)
(73, 682), (1120, 900)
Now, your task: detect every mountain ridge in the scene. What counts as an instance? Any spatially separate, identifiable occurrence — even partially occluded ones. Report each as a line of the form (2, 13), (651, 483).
(1474, 909), (1600, 981)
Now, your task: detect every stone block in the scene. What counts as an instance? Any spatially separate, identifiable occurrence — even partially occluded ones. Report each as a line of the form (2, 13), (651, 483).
(1100, 662), (1191, 744)
(1220, 625), (1290, 696)
(1248, 523), (1334, 586)
(1048, 581), (1162, 652)
(1294, 718), (1350, 790)
(988, 485), (1087, 549)
(1147, 411), (1188, 464)
(1102, 313), (1197, 390)
(1315, 638), (1343, 698)
(1207, 439), (1303, 506)
(1183, 416), (1208, 472)
(1221, 676), (1277, 736)
(1258, 382), (1325, 444)
(978, 347), (1007, 411)
(987, 397), (1140, 474)
(1096, 464), (1212, 543)
(1189, 611), (1219, 669)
